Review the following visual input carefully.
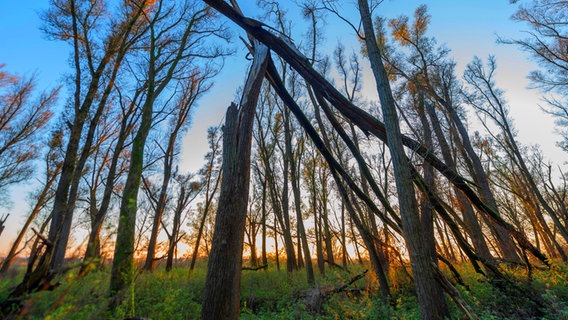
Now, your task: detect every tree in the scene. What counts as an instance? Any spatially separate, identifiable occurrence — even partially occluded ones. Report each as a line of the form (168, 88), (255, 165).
(254, 92), (298, 273)
(0, 130), (63, 273)
(200, 1), (549, 318)
(79, 93), (137, 275)
(357, 1), (449, 317)
(384, 6), (519, 263)
(110, 0), (226, 303)
(0, 68), (57, 198)
(189, 126), (222, 273)
(165, 173), (200, 271)
(463, 55), (568, 253)
(43, 0), (150, 275)
(144, 66), (215, 272)
(201, 41), (268, 320)
(505, 0), (568, 150)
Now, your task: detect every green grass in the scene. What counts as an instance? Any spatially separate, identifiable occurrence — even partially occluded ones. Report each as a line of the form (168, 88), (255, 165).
(1, 260), (567, 319)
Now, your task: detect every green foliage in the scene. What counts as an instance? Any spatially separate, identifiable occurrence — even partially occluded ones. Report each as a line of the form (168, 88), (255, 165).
(1, 261), (568, 319)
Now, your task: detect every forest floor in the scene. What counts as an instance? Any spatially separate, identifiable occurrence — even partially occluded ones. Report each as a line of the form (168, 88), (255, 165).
(1, 259), (568, 319)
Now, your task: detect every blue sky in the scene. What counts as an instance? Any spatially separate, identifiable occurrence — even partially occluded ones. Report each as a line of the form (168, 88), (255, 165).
(0, 1), (69, 90)
(0, 0), (566, 254)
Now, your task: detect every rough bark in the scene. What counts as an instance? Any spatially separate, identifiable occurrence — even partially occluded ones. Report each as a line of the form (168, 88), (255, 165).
(201, 42), (268, 320)
(357, 1), (448, 317)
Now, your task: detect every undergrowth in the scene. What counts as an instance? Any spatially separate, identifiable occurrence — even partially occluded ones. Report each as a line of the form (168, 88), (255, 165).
(0, 260), (567, 319)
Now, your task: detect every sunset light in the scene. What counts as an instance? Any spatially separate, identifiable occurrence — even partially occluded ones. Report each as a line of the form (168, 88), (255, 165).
(1, 1), (567, 319)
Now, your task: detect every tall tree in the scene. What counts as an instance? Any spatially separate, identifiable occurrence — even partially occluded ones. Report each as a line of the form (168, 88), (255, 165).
(144, 66), (215, 272)
(110, 0), (226, 301)
(357, 1), (449, 318)
(43, 0), (150, 274)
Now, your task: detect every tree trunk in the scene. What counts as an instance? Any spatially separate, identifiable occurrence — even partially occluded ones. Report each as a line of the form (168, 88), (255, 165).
(426, 102), (493, 262)
(416, 97), (438, 262)
(444, 101), (520, 262)
(201, 43), (268, 320)
(260, 172), (268, 266)
(357, 1), (449, 318)
(144, 163), (172, 272)
(190, 165), (221, 273)
(341, 203), (348, 268)
(202, 0), (546, 264)
(286, 112), (314, 284)
(81, 106), (133, 275)
(1, 159), (59, 274)
(167, 182), (192, 272)
(109, 87), (155, 300)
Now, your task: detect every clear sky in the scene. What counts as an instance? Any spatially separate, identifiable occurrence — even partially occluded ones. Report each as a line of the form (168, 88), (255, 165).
(0, 0), (566, 255)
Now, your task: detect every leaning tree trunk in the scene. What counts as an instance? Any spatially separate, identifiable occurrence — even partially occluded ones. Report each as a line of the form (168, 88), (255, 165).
(443, 100), (520, 262)
(425, 102), (493, 262)
(201, 43), (268, 320)
(1, 162), (59, 274)
(416, 96), (438, 262)
(357, 1), (449, 318)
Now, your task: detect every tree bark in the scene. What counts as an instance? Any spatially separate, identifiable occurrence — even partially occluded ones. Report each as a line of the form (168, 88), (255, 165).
(357, 1), (449, 318)
(201, 42), (268, 320)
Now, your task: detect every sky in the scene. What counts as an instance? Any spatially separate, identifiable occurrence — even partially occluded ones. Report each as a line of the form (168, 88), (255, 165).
(0, 0), (566, 255)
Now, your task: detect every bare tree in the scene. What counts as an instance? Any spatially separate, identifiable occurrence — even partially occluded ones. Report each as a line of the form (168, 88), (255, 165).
(0, 130), (63, 273)
(463, 55), (568, 252)
(144, 66), (215, 272)
(79, 94), (137, 276)
(165, 173), (200, 271)
(42, 0), (151, 275)
(0, 68), (57, 197)
(189, 126), (222, 273)
(503, 1), (568, 150)
(357, 1), (449, 317)
(110, 0), (227, 303)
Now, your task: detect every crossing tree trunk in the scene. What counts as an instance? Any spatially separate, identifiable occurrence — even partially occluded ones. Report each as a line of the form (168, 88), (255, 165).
(356, 1), (449, 318)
